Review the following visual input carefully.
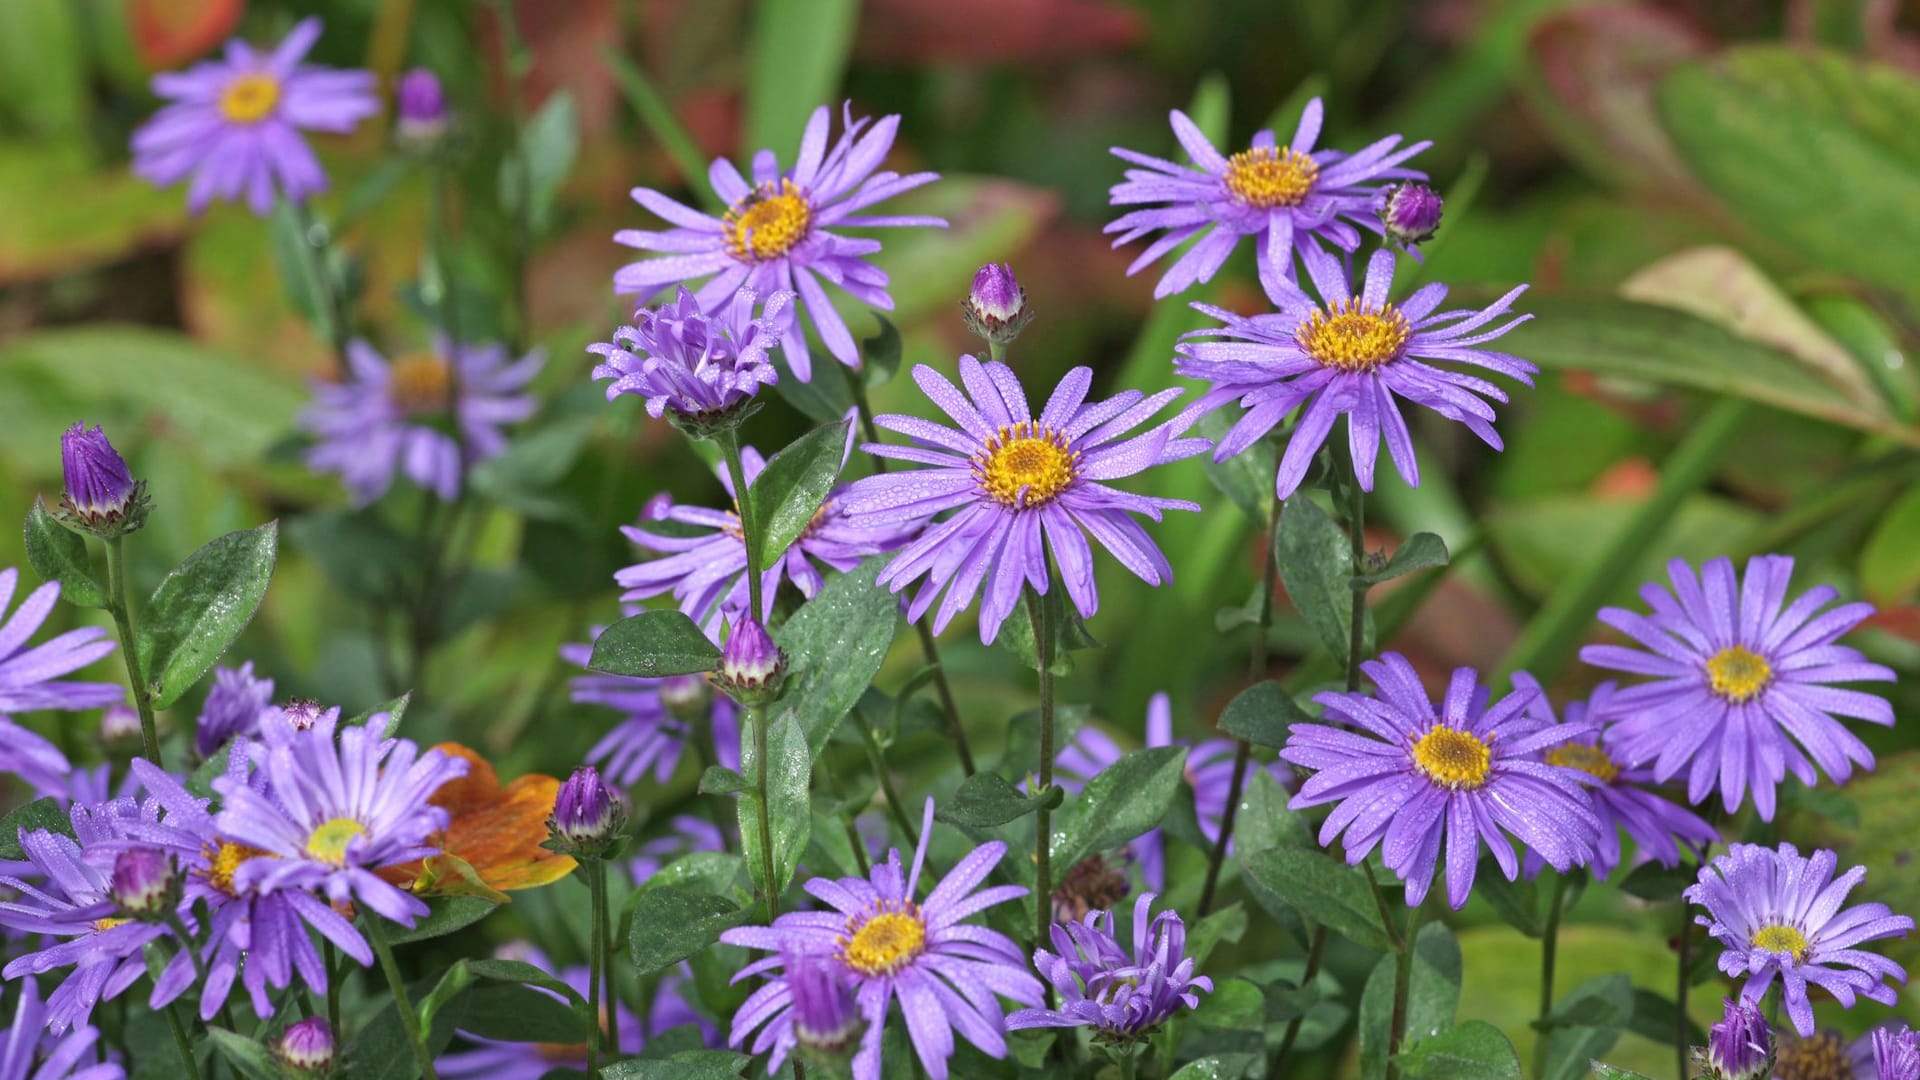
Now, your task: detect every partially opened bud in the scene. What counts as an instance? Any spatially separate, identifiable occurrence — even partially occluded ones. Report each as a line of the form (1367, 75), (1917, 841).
(548, 765), (627, 859)
(960, 263), (1034, 348)
(111, 848), (180, 920)
(1379, 181), (1444, 249)
(713, 619), (786, 706)
(276, 1016), (336, 1075)
(788, 953), (861, 1056)
(1698, 997), (1774, 1080)
(396, 69), (447, 140)
(59, 424), (149, 537)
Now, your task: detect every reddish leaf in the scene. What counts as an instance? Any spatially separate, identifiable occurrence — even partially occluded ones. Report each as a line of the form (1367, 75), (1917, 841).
(128, 0), (245, 71)
(387, 744), (576, 895)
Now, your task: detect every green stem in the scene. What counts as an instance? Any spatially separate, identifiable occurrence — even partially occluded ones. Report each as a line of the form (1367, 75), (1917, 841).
(285, 200), (349, 362)
(716, 430), (765, 626)
(324, 941), (341, 1036)
(1388, 901), (1424, 1080)
(587, 862), (605, 1073)
(749, 704), (779, 918)
(1344, 467), (1370, 693)
(988, 339), (1008, 364)
(1024, 588), (1055, 950)
(1532, 873), (1569, 1080)
(104, 536), (161, 765)
(1269, 925), (1328, 1075)
(856, 721), (923, 856)
(164, 1002), (203, 1080)
(597, 860), (619, 1059)
(1676, 885), (1694, 1080)
(365, 916), (440, 1080)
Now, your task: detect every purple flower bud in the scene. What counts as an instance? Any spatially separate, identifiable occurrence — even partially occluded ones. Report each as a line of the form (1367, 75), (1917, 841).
(787, 953), (861, 1053)
(713, 619), (786, 706)
(99, 703), (143, 747)
(196, 661), (275, 759)
(960, 263), (1034, 347)
(1703, 997), (1774, 1080)
(111, 848), (179, 919)
(395, 68), (448, 143)
(1877, 1026), (1920, 1080)
(276, 1016), (336, 1074)
(1380, 182), (1444, 249)
(60, 424), (148, 537)
(550, 765), (626, 856)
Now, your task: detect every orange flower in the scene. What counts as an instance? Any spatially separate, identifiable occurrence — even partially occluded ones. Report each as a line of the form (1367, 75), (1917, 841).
(386, 744), (576, 898)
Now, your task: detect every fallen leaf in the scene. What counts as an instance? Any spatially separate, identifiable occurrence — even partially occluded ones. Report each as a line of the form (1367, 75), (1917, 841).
(388, 743), (576, 895)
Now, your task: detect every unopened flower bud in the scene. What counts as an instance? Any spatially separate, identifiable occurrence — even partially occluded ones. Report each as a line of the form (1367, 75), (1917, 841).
(59, 424), (149, 538)
(788, 953), (861, 1055)
(1697, 997), (1773, 1080)
(99, 704), (143, 749)
(111, 848), (180, 920)
(1379, 182), (1443, 249)
(276, 1016), (336, 1075)
(548, 765), (626, 858)
(712, 619), (786, 706)
(960, 263), (1034, 348)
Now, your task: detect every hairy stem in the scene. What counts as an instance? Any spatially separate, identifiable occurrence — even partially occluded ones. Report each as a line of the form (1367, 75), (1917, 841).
(1389, 901), (1423, 1080)
(750, 704), (779, 918)
(587, 861), (605, 1072)
(104, 536), (161, 765)
(365, 915), (440, 1080)
(164, 1001), (203, 1080)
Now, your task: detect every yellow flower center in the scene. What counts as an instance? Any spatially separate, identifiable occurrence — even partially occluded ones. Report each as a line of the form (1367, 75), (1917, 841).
(975, 422), (1079, 509)
(387, 353), (454, 415)
(219, 73), (282, 124)
(1222, 146), (1320, 209)
(92, 917), (129, 933)
(1775, 1030), (1855, 1080)
(1545, 743), (1620, 784)
(202, 841), (269, 896)
(839, 906), (927, 977)
(1298, 300), (1412, 373)
(1411, 725), (1492, 790)
(724, 179), (812, 262)
(1751, 923), (1811, 963)
(305, 818), (369, 865)
(1707, 646), (1772, 703)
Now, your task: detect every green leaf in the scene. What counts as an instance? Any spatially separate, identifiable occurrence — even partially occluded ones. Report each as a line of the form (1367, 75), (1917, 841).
(862, 313), (903, 384)
(1187, 902), (1247, 969)
(629, 886), (753, 976)
(388, 896), (499, 945)
(204, 1028), (280, 1080)
(698, 766), (750, 796)
(1276, 496), (1369, 664)
(1362, 923), (1464, 1080)
(742, 0), (857, 154)
(1051, 746), (1189, 872)
(22, 500), (104, 608)
(501, 92), (579, 233)
(1589, 1066), (1657, 1080)
(1192, 977), (1264, 1030)
(1625, 990), (1703, 1050)
(737, 715), (810, 899)
(1217, 680), (1312, 750)
(997, 584), (1101, 675)
(1540, 975), (1634, 1080)
(602, 1049), (753, 1078)
(134, 522), (278, 709)
(746, 419), (850, 575)
(588, 610), (723, 677)
(773, 556), (899, 758)
(455, 983), (589, 1044)
(1240, 846), (1394, 953)
(465, 958), (588, 1007)
(1615, 860), (1696, 904)
(1235, 769), (1311, 857)
(1395, 1020), (1523, 1080)
(1861, 486), (1920, 605)
(1355, 532), (1450, 587)
(1476, 858), (1543, 937)
(935, 772), (1056, 829)
(344, 693), (411, 738)
(1170, 1058), (1258, 1080)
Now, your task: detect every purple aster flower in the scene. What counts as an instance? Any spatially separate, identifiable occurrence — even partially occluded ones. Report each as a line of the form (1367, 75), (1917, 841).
(58, 426), (146, 539)
(212, 714), (466, 937)
(1106, 99), (1429, 296)
(1176, 245), (1533, 500)
(589, 286), (791, 427)
(193, 661), (274, 759)
(1581, 555), (1896, 822)
(0, 978), (123, 1080)
(1009, 893), (1212, 1038)
(1282, 652), (1602, 909)
(619, 444), (915, 632)
(1774, 1025), (1882, 1079)
(719, 799), (1042, 1080)
(1686, 842), (1913, 1038)
(394, 68), (447, 144)
(437, 945), (656, 1079)
(1701, 997), (1774, 1080)
(301, 337), (542, 505)
(1515, 677), (1717, 881)
(129, 18), (378, 215)
(784, 952), (861, 1055)
(1877, 1026), (1920, 1080)
(563, 637), (740, 788)
(614, 103), (945, 381)
(0, 720), (76, 805)
(839, 358), (1210, 644)
(0, 570), (123, 718)
(629, 814), (730, 886)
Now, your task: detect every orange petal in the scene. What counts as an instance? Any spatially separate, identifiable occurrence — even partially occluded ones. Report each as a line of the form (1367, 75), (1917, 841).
(391, 743), (577, 894)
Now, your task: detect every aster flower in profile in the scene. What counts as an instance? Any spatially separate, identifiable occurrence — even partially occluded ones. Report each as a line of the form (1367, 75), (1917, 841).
(840, 358), (1210, 643)
(619, 447), (915, 632)
(720, 799), (1042, 1080)
(1687, 842), (1913, 1037)
(0, 978), (123, 1080)
(1107, 98), (1429, 296)
(301, 337), (542, 505)
(1877, 1026), (1920, 1080)
(0, 570), (123, 717)
(1515, 676), (1717, 881)
(193, 660), (273, 759)
(130, 18), (379, 214)
(1774, 1024), (1882, 1079)
(563, 637), (739, 788)
(589, 286), (792, 435)
(1695, 997), (1773, 1080)
(1282, 652), (1601, 908)
(1009, 893), (1212, 1039)
(614, 102), (946, 380)
(1177, 246), (1534, 500)
(1582, 555), (1896, 821)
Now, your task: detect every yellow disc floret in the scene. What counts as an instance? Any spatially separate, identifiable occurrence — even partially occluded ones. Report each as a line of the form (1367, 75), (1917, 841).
(1298, 300), (1412, 372)
(1545, 743), (1620, 785)
(1222, 146), (1319, 209)
(203, 841), (269, 896)
(305, 817), (369, 865)
(1750, 923), (1812, 963)
(219, 73), (282, 124)
(724, 179), (813, 262)
(975, 422), (1078, 509)
(387, 353), (454, 415)
(840, 905), (927, 977)
(1707, 646), (1772, 703)
(1411, 725), (1493, 790)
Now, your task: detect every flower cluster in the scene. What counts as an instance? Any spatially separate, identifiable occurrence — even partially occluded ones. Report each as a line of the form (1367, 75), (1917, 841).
(1009, 894), (1211, 1039)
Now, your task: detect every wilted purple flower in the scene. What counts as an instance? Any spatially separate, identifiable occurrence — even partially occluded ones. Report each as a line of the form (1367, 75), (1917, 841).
(549, 765), (626, 857)
(58, 426), (147, 537)
(1107, 99), (1428, 296)
(619, 447), (914, 633)
(1774, 1026), (1880, 1079)
(275, 1016), (335, 1075)
(615, 103), (945, 380)
(1283, 652), (1601, 909)
(714, 618), (785, 706)
(394, 68), (446, 142)
(590, 286), (791, 430)
(720, 799), (1042, 1080)
(961, 264), (1033, 347)
(194, 661), (274, 759)
(1877, 1026), (1920, 1080)
(564, 636), (739, 788)
(1582, 555), (1895, 821)
(0, 978), (123, 1080)
(1699, 997), (1773, 1080)
(1380, 181), (1444, 250)
(301, 337), (542, 505)
(840, 358), (1210, 644)
(1516, 677), (1717, 881)
(1177, 246), (1533, 500)
(130, 18), (379, 214)
(1009, 893), (1212, 1038)
(1687, 842), (1913, 1037)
